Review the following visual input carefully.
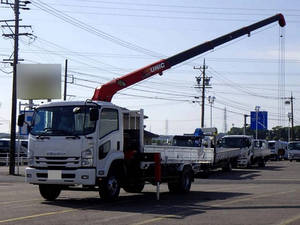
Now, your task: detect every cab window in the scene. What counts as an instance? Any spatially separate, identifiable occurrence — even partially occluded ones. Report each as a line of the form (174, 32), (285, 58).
(99, 108), (119, 138)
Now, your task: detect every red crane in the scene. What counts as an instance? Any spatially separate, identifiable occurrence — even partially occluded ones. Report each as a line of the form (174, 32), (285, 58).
(92, 14), (285, 102)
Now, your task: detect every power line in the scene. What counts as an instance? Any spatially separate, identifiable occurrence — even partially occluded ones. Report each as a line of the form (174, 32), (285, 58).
(52, 0), (300, 13)
(31, 0), (164, 58)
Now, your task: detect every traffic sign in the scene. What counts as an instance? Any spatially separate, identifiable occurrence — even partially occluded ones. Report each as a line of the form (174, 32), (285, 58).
(250, 111), (268, 130)
(19, 110), (34, 136)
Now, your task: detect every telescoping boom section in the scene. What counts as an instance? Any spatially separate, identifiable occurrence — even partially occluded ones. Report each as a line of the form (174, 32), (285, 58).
(92, 13), (285, 102)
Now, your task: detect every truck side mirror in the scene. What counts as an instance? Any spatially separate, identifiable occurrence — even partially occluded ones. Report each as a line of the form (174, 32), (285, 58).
(90, 108), (99, 121)
(17, 114), (25, 127)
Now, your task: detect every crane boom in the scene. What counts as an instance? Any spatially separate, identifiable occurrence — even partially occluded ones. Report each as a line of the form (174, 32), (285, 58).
(92, 13), (285, 102)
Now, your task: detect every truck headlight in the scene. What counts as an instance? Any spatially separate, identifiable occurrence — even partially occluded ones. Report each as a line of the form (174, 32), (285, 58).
(81, 148), (93, 167)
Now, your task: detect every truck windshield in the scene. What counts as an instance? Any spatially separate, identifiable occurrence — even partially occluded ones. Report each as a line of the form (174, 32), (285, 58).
(221, 137), (247, 148)
(288, 142), (300, 150)
(254, 140), (263, 148)
(30, 106), (97, 136)
(268, 142), (275, 149)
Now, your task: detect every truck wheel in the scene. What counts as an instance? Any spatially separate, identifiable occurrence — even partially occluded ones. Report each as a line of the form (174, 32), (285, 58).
(99, 172), (120, 201)
(258, 159), (266, 167)
(247, 157), (253, 168)
(123, 182), (145, 193)
(168, 167), (192, 194)
(39, 184), (61, 201)
(222, 161), (232, 172)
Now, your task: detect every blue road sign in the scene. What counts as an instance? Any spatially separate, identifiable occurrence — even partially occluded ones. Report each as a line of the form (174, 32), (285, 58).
(19, 110), (34, 136)
(250, 111), (268, 130)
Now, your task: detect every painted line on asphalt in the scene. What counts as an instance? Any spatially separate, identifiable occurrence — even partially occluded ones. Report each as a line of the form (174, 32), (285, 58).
(130, 190), (297, 225)
(0, 198), (41, 205)
(0, 198), (137, 224)
(206, 185), (257, 192)
(131, 215), (181, 225)
(128, 185), (259, 225)
(278, 214), (300, 225)
(211, 190), (296, 207)
(255, 178), (300, 181)
(0, 209), (76, 224)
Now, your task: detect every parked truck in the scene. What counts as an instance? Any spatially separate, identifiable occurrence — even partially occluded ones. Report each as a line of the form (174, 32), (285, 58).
(218, 135), (253, 168)
(19, 14), (286, 201)
(190, 129), (241, 174)
(268, 140), (288, 160)
(287, 141), (300, 162)
(252, 139), (271, 167)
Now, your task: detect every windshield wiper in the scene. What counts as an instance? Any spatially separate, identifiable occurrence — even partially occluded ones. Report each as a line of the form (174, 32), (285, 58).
(65, 135), (80, 139)
(37, 128), (69, 138)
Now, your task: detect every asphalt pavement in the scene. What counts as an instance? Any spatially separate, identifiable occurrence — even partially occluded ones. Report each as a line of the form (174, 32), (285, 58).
(0, 161), (300, 225)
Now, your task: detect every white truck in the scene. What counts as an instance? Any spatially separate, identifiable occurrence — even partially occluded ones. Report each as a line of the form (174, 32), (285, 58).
(217, 135), (253, 168)
(287, 141), (300, 162)
(22, 103), (203, 200)
(268, 140), (288, 160)
(18, 14), (286, 201)
(190, 130), (241, 173)
(251, 139), (271, 167)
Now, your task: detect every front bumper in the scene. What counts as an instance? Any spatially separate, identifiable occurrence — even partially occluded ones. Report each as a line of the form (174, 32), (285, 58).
(25, 167), (96, 185)
(237, 157), (249, 167)
(288, 154), (300, 160)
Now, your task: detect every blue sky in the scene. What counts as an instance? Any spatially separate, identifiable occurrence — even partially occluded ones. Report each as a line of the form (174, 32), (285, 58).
(0, 0), (300, 135)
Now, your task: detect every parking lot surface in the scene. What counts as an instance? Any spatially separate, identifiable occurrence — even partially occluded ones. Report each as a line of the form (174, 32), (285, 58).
(0, 161), (300, 225)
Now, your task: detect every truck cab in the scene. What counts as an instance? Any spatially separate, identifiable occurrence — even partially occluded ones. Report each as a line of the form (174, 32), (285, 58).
(287, 141), (300, 161)
(220, 135), (253, 168)
(252, 139), (270, 167)
(268, 140), (287, 160)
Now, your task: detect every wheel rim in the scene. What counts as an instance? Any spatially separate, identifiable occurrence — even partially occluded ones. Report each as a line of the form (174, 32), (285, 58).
(107, 176), (119, 195)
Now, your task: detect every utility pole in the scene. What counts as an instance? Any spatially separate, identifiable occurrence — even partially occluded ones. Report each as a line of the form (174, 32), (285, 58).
(208, 96), (215, 128)
(63, 59), (68, 101)
(255, 106), (260, 139)
(165, 119), (168, 136)
(194, 59), (211, 128)
(288, 112), (292, 142)
(243, 114), (249, 135)
(284, 93), (295, 141)
(1, 0), (32, 175)
(223, 107), (227, 133)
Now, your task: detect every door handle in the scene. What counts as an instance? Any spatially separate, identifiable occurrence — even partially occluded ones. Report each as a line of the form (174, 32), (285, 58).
(117, 141), (120, 150)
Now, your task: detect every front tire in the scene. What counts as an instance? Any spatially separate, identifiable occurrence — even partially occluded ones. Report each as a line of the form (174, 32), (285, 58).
(39, 184), (61, 201)
(99, 172), (120, 201)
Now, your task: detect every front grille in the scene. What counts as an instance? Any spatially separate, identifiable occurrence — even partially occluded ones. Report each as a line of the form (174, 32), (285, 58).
(292, 153), (300, 158)
(35, 156), (80, 168)
(37, 173), (47, 178)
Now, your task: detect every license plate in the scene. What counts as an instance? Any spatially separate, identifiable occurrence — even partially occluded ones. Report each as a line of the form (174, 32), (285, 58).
(48, 170), (62, 180)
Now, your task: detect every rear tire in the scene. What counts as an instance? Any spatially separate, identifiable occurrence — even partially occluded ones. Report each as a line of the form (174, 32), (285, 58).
(168, 167), (192, 194)
(222, 161), (232, 172)
(258, 159), (266, 167)
(39, 184), (61, 201)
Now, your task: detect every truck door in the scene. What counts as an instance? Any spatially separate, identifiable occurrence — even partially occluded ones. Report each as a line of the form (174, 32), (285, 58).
(96, 107), (123, 177)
